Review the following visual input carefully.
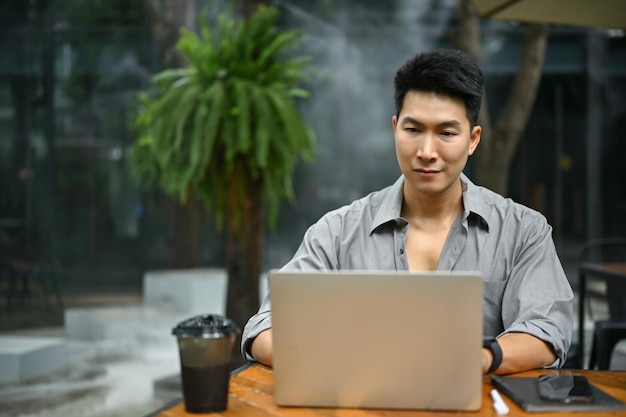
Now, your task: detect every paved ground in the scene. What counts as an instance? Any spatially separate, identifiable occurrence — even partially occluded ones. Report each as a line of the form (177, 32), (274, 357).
(0, 293), (182, 417)
(0, 330), (178, 417)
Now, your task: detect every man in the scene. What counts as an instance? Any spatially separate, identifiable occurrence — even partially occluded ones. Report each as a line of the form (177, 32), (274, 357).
(242, 49), (574, 375)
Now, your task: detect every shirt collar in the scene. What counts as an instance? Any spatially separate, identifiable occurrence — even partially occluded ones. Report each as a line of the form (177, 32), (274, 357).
(370, 176), (405, 234)
(460, 173), (490, 229)
(370, 173), (490, 234)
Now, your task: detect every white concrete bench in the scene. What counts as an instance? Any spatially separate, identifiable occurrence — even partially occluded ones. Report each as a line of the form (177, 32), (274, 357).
(64, 268), (228, 341)
(143, 268), (227, 316)
(0, 336), (66, 383)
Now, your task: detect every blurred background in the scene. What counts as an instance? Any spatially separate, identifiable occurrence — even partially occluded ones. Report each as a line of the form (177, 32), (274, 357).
(0, 0), (625, 415)
(1, 0), (624, 309)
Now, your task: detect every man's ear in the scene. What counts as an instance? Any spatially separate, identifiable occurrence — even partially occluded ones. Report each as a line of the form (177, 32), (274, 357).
(392, 115), (398, 132)
(468, 125), (481, 156)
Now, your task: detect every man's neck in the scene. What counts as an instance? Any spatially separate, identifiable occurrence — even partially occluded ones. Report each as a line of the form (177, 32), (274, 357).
(401, 180), (463, 231)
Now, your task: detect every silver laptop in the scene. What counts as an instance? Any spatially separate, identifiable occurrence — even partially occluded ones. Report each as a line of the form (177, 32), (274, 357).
(269, 270), (484, 411)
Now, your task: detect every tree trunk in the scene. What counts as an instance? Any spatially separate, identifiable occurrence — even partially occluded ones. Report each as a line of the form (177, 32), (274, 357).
(170, 195), (202, 268)
(474, 24), (549, 194)
(143, 0), (202, 267)
(226, 163), (264, 367)
(240, 0), (266, 17)
(456, 0), (549, 196)
(143, 0), (195, 69)
(223, 0), (268, 367)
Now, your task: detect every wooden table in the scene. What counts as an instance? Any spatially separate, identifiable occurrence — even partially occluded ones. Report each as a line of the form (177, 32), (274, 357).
(148, 363), (626, 417)
(577, 262), (626, 368)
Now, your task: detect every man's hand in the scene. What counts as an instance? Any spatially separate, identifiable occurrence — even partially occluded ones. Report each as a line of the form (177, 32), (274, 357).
(483, 332), (556, 374)
(250, 328), (273, 366)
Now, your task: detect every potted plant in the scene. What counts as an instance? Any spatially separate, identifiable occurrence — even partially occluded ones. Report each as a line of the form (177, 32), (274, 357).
(129, 4), (315, 330)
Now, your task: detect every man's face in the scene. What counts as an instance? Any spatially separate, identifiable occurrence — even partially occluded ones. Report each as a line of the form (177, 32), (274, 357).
(392, 90), (481, 197)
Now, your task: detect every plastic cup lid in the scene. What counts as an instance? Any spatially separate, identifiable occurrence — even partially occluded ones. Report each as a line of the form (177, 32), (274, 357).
(172, 314), (239, 338)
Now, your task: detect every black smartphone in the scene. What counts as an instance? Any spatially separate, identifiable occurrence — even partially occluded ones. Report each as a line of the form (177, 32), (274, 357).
(538, 375), (594, 403)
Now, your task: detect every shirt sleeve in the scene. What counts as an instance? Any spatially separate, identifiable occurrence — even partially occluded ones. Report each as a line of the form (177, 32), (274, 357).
(240, 218), (338, 361)
(498, 214), (574, 368)
(240, 294), (273, 362)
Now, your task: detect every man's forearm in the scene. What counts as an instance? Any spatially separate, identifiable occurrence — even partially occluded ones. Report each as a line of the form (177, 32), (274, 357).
(483, 332), (556, 374)
(254, 329), (553, 373)
(250, 328), (274, 366)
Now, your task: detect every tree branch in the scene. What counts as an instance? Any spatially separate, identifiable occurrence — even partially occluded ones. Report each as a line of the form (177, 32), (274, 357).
(493, 23), (549, 164)
(143, 0), (193, 68)
(455, 0), (492, 158)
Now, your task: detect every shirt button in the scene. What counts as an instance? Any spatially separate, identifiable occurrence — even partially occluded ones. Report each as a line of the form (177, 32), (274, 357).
(400, 248), (404, 255)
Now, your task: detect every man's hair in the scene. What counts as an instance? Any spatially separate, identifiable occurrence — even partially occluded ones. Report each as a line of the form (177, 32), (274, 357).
(393, 49), (484, 126)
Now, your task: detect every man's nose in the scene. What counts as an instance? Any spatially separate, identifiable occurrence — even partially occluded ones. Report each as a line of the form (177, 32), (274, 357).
(416, 134), (437, 160)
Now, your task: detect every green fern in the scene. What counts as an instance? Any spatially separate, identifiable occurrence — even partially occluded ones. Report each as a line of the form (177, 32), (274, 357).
(130, 5), (315, 231)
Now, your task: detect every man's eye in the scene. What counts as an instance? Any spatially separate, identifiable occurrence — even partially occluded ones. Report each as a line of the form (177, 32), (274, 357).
(405, 127), (419, 132)
(440, 131), (456, 137)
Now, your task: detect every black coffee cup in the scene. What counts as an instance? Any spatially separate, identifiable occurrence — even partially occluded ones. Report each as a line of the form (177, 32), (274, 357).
(172, 314), (239, 413)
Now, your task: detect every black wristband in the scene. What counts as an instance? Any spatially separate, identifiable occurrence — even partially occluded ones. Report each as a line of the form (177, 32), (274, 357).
(483, 337), (502, 374)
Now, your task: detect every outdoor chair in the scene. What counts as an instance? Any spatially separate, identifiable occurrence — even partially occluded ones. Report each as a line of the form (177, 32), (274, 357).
(579, 238), (626, 370)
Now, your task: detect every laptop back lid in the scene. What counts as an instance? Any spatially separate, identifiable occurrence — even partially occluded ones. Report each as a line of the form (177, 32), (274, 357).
(269, 270), (483, 411)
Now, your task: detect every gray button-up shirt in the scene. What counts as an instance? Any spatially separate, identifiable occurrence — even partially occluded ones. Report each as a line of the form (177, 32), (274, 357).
(242, 174), (574, 367)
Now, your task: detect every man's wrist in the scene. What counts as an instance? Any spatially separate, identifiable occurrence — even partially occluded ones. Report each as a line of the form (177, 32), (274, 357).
(483, 337), (502, 374)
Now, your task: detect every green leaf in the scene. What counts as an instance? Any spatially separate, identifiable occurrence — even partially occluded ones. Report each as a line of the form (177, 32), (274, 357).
(234, 80), (251, 153)
(251, 87), (272, 169)
(204, 81), (225, 164)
